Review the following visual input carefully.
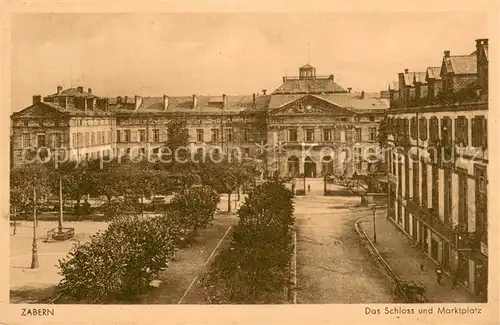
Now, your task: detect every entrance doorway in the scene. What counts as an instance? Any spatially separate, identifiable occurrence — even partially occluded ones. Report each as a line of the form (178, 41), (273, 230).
(304, 156), (317, 178)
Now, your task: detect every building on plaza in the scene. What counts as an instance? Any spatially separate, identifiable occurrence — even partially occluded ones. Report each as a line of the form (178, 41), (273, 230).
(385, 38), (488, 300)
(266, 64), (388, 178)
(10, 64), (389, 178)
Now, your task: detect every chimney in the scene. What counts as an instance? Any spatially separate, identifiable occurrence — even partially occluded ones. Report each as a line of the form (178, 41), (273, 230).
(222, 94), (227, 109)
(88, 88), (92, 95)
(262, 89), (267, 95)
(192, 94), (198, 108)
(162, 95), (169, 111)
(444, 50), (450, 58)
(360, 91), (365, 99)
(329, 74), (334, 81)
(404, 69), (409, 74)
(134, 95), (142, 110)
(32, 95), (42, 105)
(77, 86), (84, 93)
(57, 85), (63, 95)
(347, 87), (352, 93)
(253, 93), (256, 104)
(117, 96), (122, 104)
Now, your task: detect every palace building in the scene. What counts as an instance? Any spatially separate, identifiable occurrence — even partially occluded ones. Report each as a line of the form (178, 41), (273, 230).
(386, 39), (488, 300)
(11, 64), (389, 178)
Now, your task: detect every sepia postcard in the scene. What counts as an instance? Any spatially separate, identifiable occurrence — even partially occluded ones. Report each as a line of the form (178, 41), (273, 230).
(1, 1), (499, 325)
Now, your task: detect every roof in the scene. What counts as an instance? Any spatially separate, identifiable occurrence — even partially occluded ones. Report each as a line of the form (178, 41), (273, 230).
(404, 72), (416, 86)
(426, 67), (442, 80)
(300, 63), (315, 69)
(272, 78), (348, 94)
(268, 93), (389, 112)
(45, 87), (98, 99)
(112, 95), (271, 114)
(442, 55), (477, 75)
(413, 72), (427, 84)
(11, 101), (112, 118)
(454, 76), (477, 90)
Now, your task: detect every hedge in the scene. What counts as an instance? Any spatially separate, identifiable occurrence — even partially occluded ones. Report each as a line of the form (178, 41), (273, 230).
(201, 179), (295, 304)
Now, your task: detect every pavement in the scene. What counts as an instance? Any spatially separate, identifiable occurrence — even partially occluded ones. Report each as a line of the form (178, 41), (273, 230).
(9, 197), (242, 304)
(358, 211), (477, 303)
(294, 180), (394, 303)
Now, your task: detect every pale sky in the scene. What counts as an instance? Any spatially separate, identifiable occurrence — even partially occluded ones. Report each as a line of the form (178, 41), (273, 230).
(11, 12), (489, 111)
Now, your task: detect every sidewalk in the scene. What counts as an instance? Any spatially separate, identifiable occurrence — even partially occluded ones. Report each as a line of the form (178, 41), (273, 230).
(358, 211), (477, 303)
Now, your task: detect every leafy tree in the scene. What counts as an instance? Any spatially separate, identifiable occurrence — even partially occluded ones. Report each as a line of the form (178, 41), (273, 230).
(10, 163), (52, 215)
(377, 117), (390, 148)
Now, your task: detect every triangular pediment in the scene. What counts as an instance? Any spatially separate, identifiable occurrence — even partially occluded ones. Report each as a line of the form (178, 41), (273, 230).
(11, 103), (68, 119)
(271, 95), (354, 115)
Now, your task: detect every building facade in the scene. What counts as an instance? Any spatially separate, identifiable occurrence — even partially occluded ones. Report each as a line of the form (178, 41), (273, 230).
(11, 64), (389, 177)
(386, 39), (488, 300)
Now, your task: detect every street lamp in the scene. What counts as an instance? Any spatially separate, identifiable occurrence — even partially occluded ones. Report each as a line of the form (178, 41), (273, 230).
(31, 186), (39, 269)
(372, 204), (377, 244)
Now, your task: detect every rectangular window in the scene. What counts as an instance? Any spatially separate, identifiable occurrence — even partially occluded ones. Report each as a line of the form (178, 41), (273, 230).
(53, 133), (62, 148)
(306, 129), (314, 142)
(323, 129), (332, 142)
(404, 157), (410, 197)
(457, 169), (467, 227)
(124, 130), (131, 142)
(101, 131), (105, 144)
(475, 165), (487, 244)
(472, 116), (487, 148)
(72, 133), (77, 148)
(441, 117), (452, 145)
(116, 130), (121, 143)
(243, 129), (249, 142)
(432, 165), (439, 213)
(196, 129), (204, 142)
(369, 127), (377, 142)
(36, 134), (45, 147)
(410, 117), (417, 140)
(419, 117), (428, 141)
(153, 129), (160, 142)
(22, 134), (31, 148)
(340, 130), (346, 143)
(139, 130), (146, 142)
(429, 117), (439, 142)
(444, 168), (452, 225)
(354, 128), (362, 142)
(421, 161), (428, 208)
(211, 129), (219, 142)
(455, 116), (468, 146)
(289, 129), (298, 142)
(397, 161), (402, 196)
(84, 132), (89, 147)
(225, 128), (233, 142)
(412, 160), (419, 201)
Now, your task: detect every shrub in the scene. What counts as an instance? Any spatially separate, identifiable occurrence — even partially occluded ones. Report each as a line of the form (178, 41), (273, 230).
(168, 185), (220, 233)
(201, 179), (295, 304)
(57, 214), (176, 303)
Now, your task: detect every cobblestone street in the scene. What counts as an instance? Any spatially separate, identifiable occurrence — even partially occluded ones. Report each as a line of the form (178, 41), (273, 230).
(294, 180), (393, 303)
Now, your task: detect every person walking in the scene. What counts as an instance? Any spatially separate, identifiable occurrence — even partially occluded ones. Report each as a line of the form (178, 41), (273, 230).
(307, 184), (311, 193)
(435, 265), (443, 285)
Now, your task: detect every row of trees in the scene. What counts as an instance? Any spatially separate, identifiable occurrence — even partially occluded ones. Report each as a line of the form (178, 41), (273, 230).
(10, 119), (261, 217)
(201, 179), (295, 304)
(56, 186), (220, 303)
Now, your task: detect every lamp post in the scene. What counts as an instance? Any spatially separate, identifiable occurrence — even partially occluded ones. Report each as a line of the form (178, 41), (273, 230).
(31, 186), (39, 269)
(372, 204), (377, 244)
(58, 176), (64, 234)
